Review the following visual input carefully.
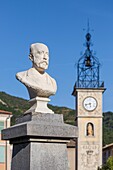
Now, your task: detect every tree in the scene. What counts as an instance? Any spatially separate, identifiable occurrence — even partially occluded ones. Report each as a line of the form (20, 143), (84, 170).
(106, 156), (113, 170)
(99, 156), (113, 170)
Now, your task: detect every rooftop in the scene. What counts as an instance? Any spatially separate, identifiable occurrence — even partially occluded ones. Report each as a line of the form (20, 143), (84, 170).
(103, 143), (113, 150)
(0, 110), (12, 115)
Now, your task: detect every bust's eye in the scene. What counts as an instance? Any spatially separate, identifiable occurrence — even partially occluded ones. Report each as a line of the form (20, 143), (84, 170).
(37, 51), (41, 54)
(46, 52), (49, 55)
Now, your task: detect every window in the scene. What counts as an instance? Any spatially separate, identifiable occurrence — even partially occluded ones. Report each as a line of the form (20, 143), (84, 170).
(0, 121), (4, 133)
(0, 146), (5, 163)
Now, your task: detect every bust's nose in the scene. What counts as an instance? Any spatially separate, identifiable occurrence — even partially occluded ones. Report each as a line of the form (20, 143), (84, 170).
(43, 53), (47, 60)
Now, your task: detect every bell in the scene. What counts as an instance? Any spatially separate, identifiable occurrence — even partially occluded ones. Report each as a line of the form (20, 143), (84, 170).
(85, 57), (91, 67)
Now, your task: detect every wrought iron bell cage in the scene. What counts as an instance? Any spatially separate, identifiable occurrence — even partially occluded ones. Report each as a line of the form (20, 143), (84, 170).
(76, 32), (103, 88)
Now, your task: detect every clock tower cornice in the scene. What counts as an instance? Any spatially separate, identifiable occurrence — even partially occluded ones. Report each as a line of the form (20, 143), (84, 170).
(72, 87), (106, 96)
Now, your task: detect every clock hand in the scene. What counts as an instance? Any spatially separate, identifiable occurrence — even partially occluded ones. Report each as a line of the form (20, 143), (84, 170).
(85, 103), (91, 106)
(89, 103), (91, 107)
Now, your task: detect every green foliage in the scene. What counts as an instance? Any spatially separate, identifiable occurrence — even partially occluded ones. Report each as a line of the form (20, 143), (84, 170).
(98, 164), (109, 170)
(99, 156), (113, 170)
(103, 112), (113, 146)
(107, 156), (113, 169)
(0, 91), (30, 124)
(0, 91), (75, 125)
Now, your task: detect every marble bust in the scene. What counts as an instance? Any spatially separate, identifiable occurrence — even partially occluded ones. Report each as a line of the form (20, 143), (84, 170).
(16, 43), (57, 99)
(16, 43), (57, 113)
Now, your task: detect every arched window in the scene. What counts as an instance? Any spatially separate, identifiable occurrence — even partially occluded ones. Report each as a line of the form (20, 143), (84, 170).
(87, 122), (94, 136)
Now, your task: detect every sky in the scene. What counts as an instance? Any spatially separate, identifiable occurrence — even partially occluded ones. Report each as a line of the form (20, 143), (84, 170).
(0, 0), (113, 112)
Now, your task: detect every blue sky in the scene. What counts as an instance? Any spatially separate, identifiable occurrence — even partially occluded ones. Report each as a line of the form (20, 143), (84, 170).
(0, 0), (113, 112)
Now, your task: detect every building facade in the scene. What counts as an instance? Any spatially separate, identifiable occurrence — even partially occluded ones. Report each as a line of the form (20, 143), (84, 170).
(67, 140), (76, 170)
(103, 143), (113, 164)
(0, 110), (12, 170)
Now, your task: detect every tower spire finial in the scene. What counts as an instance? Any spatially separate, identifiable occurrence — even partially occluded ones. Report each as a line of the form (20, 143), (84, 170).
(85, 19), (91, 50)
(87, 18), (90, 33)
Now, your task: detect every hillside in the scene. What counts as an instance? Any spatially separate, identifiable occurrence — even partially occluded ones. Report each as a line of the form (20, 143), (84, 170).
(0, 91), (75, 125)
(0, 91), (112, 146)
(103, 112), (113, 146)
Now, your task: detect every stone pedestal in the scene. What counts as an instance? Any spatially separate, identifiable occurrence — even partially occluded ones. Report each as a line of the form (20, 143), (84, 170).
(25, 97), (54, 114)
(2, 112), (78, 170)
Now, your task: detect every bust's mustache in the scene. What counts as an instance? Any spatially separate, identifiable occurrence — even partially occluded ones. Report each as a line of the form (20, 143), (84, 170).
(39, 61), (48, 65)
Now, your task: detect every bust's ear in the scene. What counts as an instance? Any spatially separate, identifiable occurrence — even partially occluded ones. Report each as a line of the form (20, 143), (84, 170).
(29, 54), (33, 61)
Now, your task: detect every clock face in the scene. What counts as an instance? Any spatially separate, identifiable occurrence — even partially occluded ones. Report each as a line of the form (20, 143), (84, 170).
(83, 97), (97, 111)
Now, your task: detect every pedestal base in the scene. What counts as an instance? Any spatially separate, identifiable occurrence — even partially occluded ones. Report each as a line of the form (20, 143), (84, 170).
(25, 97), (54, 114)
(11, 141), (69, 170)
(2, 112), (78, 170)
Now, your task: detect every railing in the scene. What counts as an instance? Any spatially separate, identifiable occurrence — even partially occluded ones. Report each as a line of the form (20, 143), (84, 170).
(74, 81), (104, 89)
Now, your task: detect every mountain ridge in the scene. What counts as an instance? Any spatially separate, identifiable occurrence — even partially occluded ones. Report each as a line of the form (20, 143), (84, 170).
(0, 91), (75, 125)
(0, 91), (112, 146)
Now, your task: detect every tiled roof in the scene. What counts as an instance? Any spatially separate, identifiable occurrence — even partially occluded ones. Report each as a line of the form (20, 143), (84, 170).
(0, 110), (12, 115)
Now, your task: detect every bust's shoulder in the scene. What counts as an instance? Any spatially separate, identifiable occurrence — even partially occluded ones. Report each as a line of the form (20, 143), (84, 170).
(16, 68), (39, 83)
(16, 68), (34, 82)
(16, 70), (27, 81)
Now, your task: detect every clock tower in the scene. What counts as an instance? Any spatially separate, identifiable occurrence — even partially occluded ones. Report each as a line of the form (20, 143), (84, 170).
(72, 28), (105, 170)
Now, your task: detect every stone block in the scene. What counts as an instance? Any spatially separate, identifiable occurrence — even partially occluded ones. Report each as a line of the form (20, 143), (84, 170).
(2, 112), (78, 142)
(2, 112), (78, 170)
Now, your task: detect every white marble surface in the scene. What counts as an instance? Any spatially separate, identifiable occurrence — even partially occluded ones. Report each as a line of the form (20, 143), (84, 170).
(25, 97), (54, 114)
(16, 43), (57, 113)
